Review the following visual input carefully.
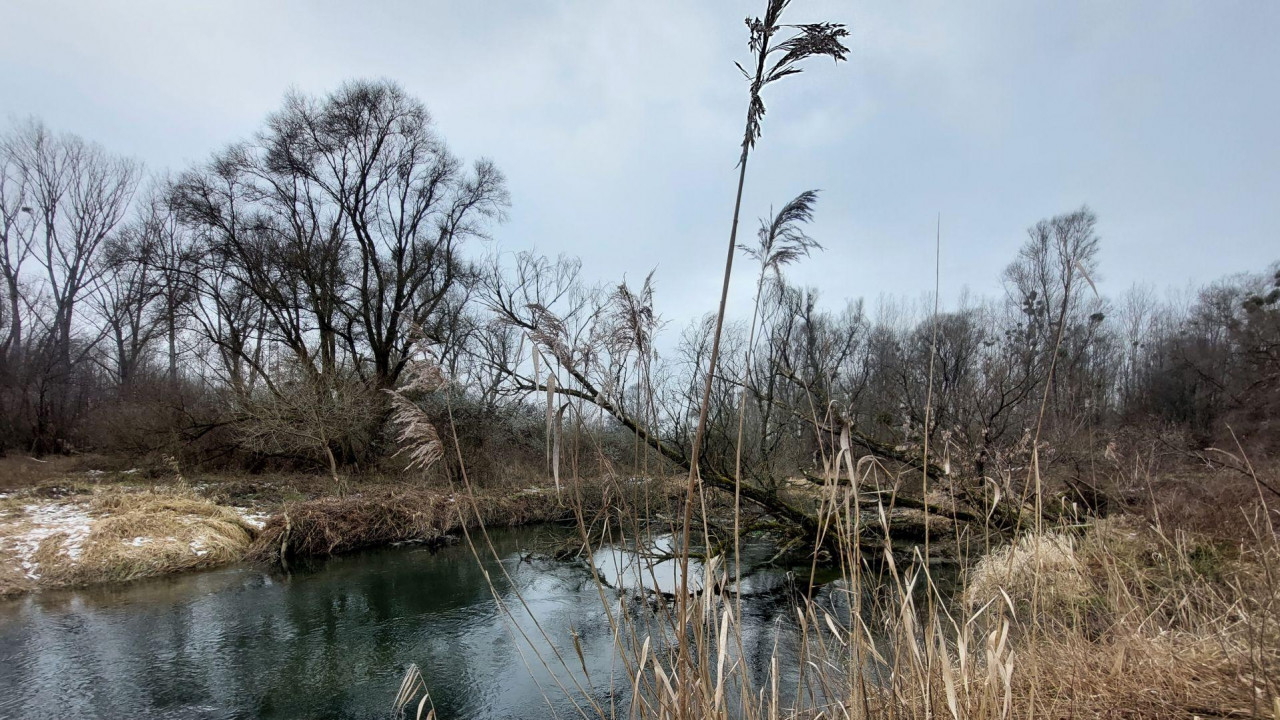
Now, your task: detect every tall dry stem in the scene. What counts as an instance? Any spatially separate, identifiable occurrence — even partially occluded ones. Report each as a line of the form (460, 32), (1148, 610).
(679, 0), (849, 688)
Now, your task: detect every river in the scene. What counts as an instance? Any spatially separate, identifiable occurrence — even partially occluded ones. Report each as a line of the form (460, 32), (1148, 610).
(0, 524), (836, 719)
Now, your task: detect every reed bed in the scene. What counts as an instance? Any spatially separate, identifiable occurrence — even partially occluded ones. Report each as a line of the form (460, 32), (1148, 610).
(392, 460), (1277, 720)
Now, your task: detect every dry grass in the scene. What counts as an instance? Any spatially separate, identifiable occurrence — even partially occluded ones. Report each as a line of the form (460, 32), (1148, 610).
(5, 484), (259, 591)
(937, 512), (1278, 718)
(63, 491), (257, 583)
(0, 455), (646, 594)
(963, 530), (1091, 618)
(0, 551), (34, 595)
(427, 458), (1279, 720)
(247, 478), (671, 564)
(0, 455), (91, 491)
(1004, 630), (1263, 718)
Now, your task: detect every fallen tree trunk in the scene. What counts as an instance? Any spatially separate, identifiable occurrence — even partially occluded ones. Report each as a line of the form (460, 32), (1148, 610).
(519, 371), (981, 550)
(797, 414), (1032, 532)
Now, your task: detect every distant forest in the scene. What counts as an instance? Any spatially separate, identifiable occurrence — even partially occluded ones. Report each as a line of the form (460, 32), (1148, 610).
(2, 80), (1277, 511)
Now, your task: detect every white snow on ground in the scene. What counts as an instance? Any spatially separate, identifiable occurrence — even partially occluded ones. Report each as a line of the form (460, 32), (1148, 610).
(2, 497), (273, 587)
(0, 501), (95, 580)
(235, 509), (270, 529)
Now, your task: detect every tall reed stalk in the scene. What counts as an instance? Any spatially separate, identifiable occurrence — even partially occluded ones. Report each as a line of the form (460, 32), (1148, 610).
(678, 1), (849, 690)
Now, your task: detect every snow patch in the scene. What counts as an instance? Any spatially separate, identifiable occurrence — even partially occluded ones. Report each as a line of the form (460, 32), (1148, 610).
(235, 509), (269, 529)
(1, 501), (95, 580)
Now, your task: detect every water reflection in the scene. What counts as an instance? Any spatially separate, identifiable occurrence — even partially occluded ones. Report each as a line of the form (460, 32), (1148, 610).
(0, 525), (841, 720)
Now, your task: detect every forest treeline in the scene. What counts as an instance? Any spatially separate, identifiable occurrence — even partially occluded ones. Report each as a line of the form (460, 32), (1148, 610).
(2, 80), (1277, 511)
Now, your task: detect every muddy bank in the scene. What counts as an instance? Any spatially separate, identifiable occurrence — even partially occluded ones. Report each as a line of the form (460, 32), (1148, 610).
(0, 463), (665, 596)
(246, 485), (612, 566)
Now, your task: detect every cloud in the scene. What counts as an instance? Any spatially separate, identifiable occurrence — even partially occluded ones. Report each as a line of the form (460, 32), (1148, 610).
(2, 0), (1276, 338)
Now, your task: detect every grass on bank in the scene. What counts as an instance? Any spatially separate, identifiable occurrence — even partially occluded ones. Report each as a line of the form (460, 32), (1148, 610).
(0, 456), (646, 595)
(51, 491), (258, 585)
(247, 476), (680, 564)
(248, 485), (570, 563)
(952, 513), (1278, 718)
(0, 487), (260, 595)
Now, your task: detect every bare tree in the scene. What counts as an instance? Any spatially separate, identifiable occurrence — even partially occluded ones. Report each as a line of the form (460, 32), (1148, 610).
(0, 120), (139, 451)
(235, 364), (383, 490)
(0, 142), (36, 367)
(1002, 206), (1103, 419)
(260, 80), (509, 387)
(167, 81), (509, 463)
(9, 122), (139, 366)
(90, 229), (163, 386)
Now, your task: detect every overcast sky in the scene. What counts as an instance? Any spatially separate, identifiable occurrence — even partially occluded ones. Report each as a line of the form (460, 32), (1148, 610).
(3, 0), (1277, 330)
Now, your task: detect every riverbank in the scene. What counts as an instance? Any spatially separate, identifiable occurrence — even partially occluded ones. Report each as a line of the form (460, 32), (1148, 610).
(4, 455), (1276, 717)
(0, 456), (656, 597)
(952, 514), (1278, 718)
(0, 485), (263, 595)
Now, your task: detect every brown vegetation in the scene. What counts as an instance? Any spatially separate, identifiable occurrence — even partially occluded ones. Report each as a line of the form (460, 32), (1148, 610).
(0, 461), (628, 595)
(405, 441), (1277, 719)
(0, 484), (259, 595)
(40, 491), (258, 586)
(3, 1), (1277, 716)
(246, 478), (668, 565)
(953, 509), (1277, 718)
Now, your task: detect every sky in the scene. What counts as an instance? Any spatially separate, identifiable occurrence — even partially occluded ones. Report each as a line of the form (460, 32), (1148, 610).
(2, 0), (1277, 332)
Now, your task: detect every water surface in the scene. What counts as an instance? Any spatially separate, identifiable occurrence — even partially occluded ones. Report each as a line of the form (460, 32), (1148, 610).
(0, 525), (820, 719)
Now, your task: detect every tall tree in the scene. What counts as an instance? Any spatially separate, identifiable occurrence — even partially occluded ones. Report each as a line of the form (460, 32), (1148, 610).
(1, 120), (139, 451)
(172, 80), (509, 389)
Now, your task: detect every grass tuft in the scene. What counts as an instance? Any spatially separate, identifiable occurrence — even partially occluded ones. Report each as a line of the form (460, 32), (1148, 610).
(37, 490), (258, 586)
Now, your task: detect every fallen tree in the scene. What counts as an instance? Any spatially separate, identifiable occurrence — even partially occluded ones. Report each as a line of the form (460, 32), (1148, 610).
(490, 331), (1019, 551)
(473, 252), (1040, 553)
